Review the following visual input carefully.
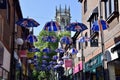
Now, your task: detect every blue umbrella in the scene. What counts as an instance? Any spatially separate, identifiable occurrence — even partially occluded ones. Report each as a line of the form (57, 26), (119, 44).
(28, 48), (40, 52)
(55, 48), (65, 53)
(42, 55), (49, 59)
(65, 22), (88, 32)
(60, 36), (73, 45)
(42, 47), (51, 53)
(91, 20), (109, 31)
(70, 48), (78, 54)
(52, 55), (58, 60)
(42, 36), (57, 43)
(26, 34), (38, 43)
(16, 18), (40, 27)
(78, 36), (90, 43)
(43, 21), (61, 31)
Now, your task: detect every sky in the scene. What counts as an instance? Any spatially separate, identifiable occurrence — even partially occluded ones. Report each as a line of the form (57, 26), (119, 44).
(19, 0), (82, 36)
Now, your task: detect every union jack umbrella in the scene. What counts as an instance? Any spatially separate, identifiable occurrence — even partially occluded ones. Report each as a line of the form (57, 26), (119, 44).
(43, 21), (61, 31)
(42, 47), (51, 53)
(65, 22), (88, 32)
(16, 18), (40, 27)
(52, 55), (58, 60)
(28, 48), (40, 52)
(69, 48), (78, 54)
(42, 55), (49, 59)
(55, 47), (65, 53)
(91, 20), (109, 32)
(60, 36), (73, 45)
(26, 34), (38, 43)
(42, 36), (57, 43)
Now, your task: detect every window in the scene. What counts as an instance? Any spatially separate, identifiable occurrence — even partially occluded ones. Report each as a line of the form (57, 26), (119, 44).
(0, 15), (3, 40)
(84, 0), (87, 14)
(85, 32), (88, 47)
(88, 11), (99, 47)
(105, 0), (119, 22)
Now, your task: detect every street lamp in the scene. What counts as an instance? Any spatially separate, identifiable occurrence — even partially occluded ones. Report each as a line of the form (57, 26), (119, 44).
(16, 38), (24, 80)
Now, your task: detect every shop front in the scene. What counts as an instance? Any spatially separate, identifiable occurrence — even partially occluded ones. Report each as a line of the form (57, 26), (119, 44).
(0, 41), (11, 80)
(85, 53), (103, 80)
(73, 61), (83, 80)
(105, 41), (120, 80)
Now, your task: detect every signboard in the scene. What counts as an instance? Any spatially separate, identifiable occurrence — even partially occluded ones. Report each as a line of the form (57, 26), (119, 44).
(64, 59), (72, 68)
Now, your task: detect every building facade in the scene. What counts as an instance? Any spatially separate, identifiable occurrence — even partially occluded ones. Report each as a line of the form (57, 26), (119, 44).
(74, 0), (120, 80)
(0, 0), (30, 80)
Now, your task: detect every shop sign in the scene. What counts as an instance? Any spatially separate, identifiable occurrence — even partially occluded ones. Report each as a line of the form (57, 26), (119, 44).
(64, 59), (72, 68)
(85, 53), (102, 71)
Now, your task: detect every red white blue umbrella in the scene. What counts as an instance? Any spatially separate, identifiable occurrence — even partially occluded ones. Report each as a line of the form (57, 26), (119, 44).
(43, 21), (61, 31)
(55, 47), (65, 53)
(42, 47), (51, 53)
(28, 48), (40, 52)
(16, 18), (40, 27)
(60, 36), (73, 45)
(69, 48), (78, 54)
(42, 36), (57, 43)
(65, 22), (88, 32)
(26, 34), (38, 43)
(91, 20), (109, 31)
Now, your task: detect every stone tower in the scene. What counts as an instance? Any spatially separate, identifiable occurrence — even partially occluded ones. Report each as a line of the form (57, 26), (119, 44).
(55, 5), (71, 31)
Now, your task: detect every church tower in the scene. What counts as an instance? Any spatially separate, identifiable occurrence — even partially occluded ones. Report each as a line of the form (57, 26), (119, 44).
(55, 5), (71, 31)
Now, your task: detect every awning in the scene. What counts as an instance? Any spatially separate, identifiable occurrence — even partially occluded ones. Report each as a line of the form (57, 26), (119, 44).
(87, 7), (98, 22)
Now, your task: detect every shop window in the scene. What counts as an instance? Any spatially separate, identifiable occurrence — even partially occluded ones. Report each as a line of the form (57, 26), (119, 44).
(105, 0), (119, 23)
(84, 0), (87, 14)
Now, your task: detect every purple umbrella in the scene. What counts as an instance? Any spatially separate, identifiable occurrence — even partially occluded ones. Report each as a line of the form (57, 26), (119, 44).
(26, 34), (38, 43)
(43, 21), (61, 31)
(42, 36), (57, 43)
(65, 22), (88, 32)
(16, 18), (40, 28)
(60, 36), (73, 45)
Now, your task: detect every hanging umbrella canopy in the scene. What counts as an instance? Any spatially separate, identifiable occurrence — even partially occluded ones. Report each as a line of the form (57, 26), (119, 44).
(91, 19), (109, 31)
(69, 48), (78, 54)
(78, 36), (90, 43)
(28, 47), (40, 52)
(16, 18), (40, 27)
(42, 35), (57, 43)
(55, 47), (65, 53)
(65, 22), (88, 32)
(42, 47), (51, 53)
(26, 34), (38, 43)
(42, 55), (49, 59)
(43, 21), (61, 31)
(52, 55), (58, 60)
(60, 36), (73, 45)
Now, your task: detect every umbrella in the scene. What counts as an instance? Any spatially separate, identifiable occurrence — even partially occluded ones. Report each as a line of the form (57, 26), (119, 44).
(52, 55), (58, 60)
(65, 22), (88, 32)
(78, 36), (90, 43)
(42, 55), (49, 59)
(69, 48), (78, 54)
(16, 18), (40, 27)
(28, 48), (40, 52)
(43, 21), (61, 31)
(42, 47), (51, 53)
(60, 36), (73, 45)
(91, 19), (109, 32)
(55, 48), (65, 53)
(42, 36), (57, 43)
(26, 34), (38, 43)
